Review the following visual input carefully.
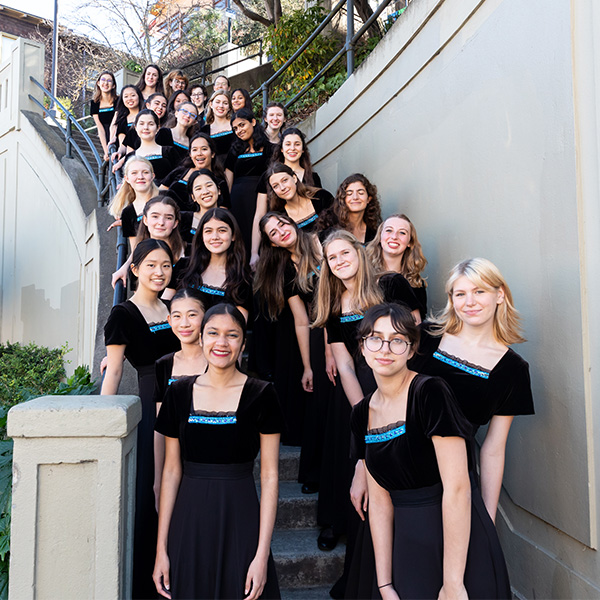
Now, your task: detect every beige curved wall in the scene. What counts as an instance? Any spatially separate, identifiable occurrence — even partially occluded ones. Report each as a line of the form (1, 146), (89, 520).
(304, 0), (600, 595)
(0, 39), (100, 373)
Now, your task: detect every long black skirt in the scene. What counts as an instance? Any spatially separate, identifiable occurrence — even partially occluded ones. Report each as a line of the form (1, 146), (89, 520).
(230, 174), (261, 253)
(133, 367), (159, 600)
(168, 461), (281, 600)
(389, 482), (511, 599)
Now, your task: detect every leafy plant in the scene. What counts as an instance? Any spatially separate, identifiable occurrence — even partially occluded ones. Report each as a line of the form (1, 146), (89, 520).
(0, 342), (97, 599)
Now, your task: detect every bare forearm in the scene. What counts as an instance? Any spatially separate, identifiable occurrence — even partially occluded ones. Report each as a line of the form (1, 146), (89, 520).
(257, 473), (278, 559)
(100, 366), (123, 395)
(338, 366), (364, 406)
(294, 323), (311, 371)
(479, 447), (505, 521)
(441, 486), (470, 587)
(366, 473), (394, 587)
(156, 465), (182, 553)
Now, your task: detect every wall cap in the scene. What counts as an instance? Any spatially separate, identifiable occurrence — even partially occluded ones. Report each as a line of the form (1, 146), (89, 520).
(7, 395), (141, 439)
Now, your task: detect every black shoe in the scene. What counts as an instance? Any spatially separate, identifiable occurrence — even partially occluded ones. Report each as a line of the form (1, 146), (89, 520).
(301, 482), (319, 494)
(318, 527), (339, 551)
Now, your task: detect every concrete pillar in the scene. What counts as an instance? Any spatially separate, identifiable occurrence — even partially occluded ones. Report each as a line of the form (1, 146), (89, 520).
(7, 395), (141, 600)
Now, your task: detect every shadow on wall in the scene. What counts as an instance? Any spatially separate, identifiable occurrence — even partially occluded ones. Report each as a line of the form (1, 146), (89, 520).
(20, 282), (80, 356)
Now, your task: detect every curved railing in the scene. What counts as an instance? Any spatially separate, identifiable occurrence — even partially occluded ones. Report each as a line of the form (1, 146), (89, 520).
(28, 76), (113, 207)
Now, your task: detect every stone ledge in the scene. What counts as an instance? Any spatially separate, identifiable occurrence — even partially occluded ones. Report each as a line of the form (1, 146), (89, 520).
(7, 395), (141, 438)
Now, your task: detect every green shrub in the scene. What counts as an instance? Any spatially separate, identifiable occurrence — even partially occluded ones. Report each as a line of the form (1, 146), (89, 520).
(0, 342), (97, 599)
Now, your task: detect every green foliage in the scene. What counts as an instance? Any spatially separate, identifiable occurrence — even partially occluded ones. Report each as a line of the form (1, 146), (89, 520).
(124, 59), (142, 73)
(184, 9), (228, 58)
(265, 2), (340, 99)
(0, 342), (97, 599)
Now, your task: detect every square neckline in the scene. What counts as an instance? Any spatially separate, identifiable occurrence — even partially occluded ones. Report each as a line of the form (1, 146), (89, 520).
(126, 299), (170, 329)
(189, 373), (249, 416)
(366, 375), (419, 434)
(433, 335), (512, 376)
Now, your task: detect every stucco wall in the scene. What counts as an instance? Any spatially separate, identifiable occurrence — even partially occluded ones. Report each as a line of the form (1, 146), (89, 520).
(303, 0), (600, 596)
(0, 39), (100, 373)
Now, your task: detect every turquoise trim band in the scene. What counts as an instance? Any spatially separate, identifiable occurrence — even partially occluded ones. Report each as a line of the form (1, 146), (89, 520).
(365, 424), (406, 444)
(298, 213), (318, 228)
(198, 285), (225, 296)
(177, 179), (188, 185)
(238, 151), (263, 159)
(188, 415), (237, 425)
(340, 314), (364, 323)
(145, 154), (162, 160)
(433, 351), (490, 379)
(211, 130), (232, 138)
(149, 323), (171, 333)
(174, 142), (188, 149)
(98, 107), (114, 113)
(167, 377), (177, 386)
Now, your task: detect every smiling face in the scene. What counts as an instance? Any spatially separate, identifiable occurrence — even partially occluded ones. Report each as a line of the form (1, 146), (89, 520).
(269, 171), (298, 202)
(211, 94), (230, 119)
(344, 181), (371, 214)
(177, 103), (198, 127)
(214, 76), (230, 92)
(231, 90), (246, 111)
(192, 175), (219, 211)
(189, 137), (214, 170)
(135, 114), (158, 140)
(125, 160), (154, 192)
(131, 248), (172, 292)
(168, 297), (204, 345)
(190, 87), (205, 108)
(143, 203), (178, 239)
(123, 88), (140, 110)
(281, 133), (303, 164)
(97, 74), (115, 93)
(232, 117), (255, 142)
(361, 316), (413, 377)
(202, 218), (233, 255)
(266, 106), (285, 131)
(264, 216), (297, 249)
(147, 95), (167, 119)
(173, 94), (188, 111)
(326, 239), (359, 282)
(201, 313), (244, 367)
(381, 216), (411, 258)
(170, 77), (186, 92)
(451, 275), (504, 328)
(145, 67), (159, 88)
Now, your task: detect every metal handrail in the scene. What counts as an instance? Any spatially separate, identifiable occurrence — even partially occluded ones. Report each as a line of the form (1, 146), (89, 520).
(110, 147), (127, 307)
(180, 38), (264, 86)
(28, 76), (110, 207)
(251, 0), (400, 110)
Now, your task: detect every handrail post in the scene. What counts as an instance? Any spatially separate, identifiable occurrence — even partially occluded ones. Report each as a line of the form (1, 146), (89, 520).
(262, 83), (269, 112)
(201, 60), (206, 86)
(65, 118), (73, 159)
(346, 0), (355, 77)
(259, 40), (263, 65)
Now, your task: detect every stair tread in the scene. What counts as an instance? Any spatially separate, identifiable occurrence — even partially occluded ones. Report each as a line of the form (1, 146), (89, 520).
(281, 587), (332, 599)
(271, 528), (345, 559)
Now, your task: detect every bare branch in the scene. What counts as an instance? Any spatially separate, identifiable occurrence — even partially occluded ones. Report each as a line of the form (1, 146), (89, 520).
(231, 0), (272, 27)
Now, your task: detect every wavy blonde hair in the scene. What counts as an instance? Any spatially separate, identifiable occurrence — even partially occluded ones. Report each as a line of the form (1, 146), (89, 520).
(205, 90), (232, 124)
(431, 257), (525, 345)
(108, 157), (158, 218)
(312, 229), (383, 328)
(367, 213), (427, 288)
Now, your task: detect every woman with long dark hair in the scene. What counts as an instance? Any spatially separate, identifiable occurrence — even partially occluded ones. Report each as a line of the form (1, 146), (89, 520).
(90, 70), (117, 161)
(102, 239), (180, 599)
(111, 85), (143, 165)
(224, 107), (273, 252)
(136, 64), (165, 99)
(168, 207), (252, 319)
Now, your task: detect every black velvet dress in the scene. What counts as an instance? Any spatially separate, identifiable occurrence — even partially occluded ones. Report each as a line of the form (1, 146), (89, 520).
(351, 374), (512, 599)
(135, 147), (176, 186)
(104, 300), (180, 599)
(90, 99), (115, 143)
(155, 376), (283, 599)
(156, 127), (189, 165)
(121, 203), (143, 239)
(200, 124), (235, 171)
(225, 144), (273, 252)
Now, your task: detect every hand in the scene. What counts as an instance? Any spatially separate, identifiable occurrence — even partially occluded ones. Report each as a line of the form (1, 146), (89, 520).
(350, 461), (368, 520)
(244, 555), (268, 600)
(153, 552), (172, 598)
(111, 265), (128, 289)
(100, 355), (108, 375)
(438, 582), (468, 600)
(301, 368), (313, 393)
(325, 351), (337, 385)
(103, 151), (109, 162)
(249, 252), (259, 272)
(112, 156), (125, 173)
(106, 219), (122, 232)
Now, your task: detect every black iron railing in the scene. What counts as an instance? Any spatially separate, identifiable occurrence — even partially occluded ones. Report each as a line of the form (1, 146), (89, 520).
(28, 76), (113, 207)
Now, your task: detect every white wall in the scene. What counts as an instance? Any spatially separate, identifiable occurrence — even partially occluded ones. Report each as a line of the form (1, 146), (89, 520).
(0, 39), (100, 373)
(304, 0), (600, 595)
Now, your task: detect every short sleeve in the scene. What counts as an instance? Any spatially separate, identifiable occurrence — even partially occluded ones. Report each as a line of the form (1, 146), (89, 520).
(224, 149), (237, 172)
(162, 167), (185, 189)
(283, 261), (299, 300)
(156, 128), (173, 147)
(256, 382), (285, 434)
(380, 273), (420, 311)
(123, 127), (139, 149)
(90, 100), (99, 115)
(350, 398), (369, 460)
(218, 180), (231, 209)
(416, 376), (472, 439)
(496, 358), (534, 416)
(121, 205), (139, 238)
(256, 173), (267, 195)
(104, 304), (131, 347)
(153, 354), (172, 404)
(326, 318), (342, 344)
(170, 257), (190, 290)
(311, 172), (322, 188)
(155, 384), (181, 437)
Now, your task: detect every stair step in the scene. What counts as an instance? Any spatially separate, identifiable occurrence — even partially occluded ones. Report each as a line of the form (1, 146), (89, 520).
(272, 529), (345, 589)
(261, 481), (317, 529)
(254, 445), (300, 482)
(281, 586), (332, 599)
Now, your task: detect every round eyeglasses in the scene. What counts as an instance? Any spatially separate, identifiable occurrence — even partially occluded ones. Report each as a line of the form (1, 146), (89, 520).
(362, 336), (411, 355)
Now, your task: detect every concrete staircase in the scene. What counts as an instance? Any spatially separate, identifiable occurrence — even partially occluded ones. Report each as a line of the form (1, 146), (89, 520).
(258, 446), (345, 599)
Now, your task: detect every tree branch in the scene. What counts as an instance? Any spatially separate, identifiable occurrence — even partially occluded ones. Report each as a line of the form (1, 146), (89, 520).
(231, 0), (272, 28)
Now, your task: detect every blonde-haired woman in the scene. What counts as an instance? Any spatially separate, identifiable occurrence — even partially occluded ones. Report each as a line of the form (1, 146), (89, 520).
(409, 257), (534, 524)
(367, 213), (428, 319)
(108, 157), (158, 242)
(312, 229), (420, 578)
